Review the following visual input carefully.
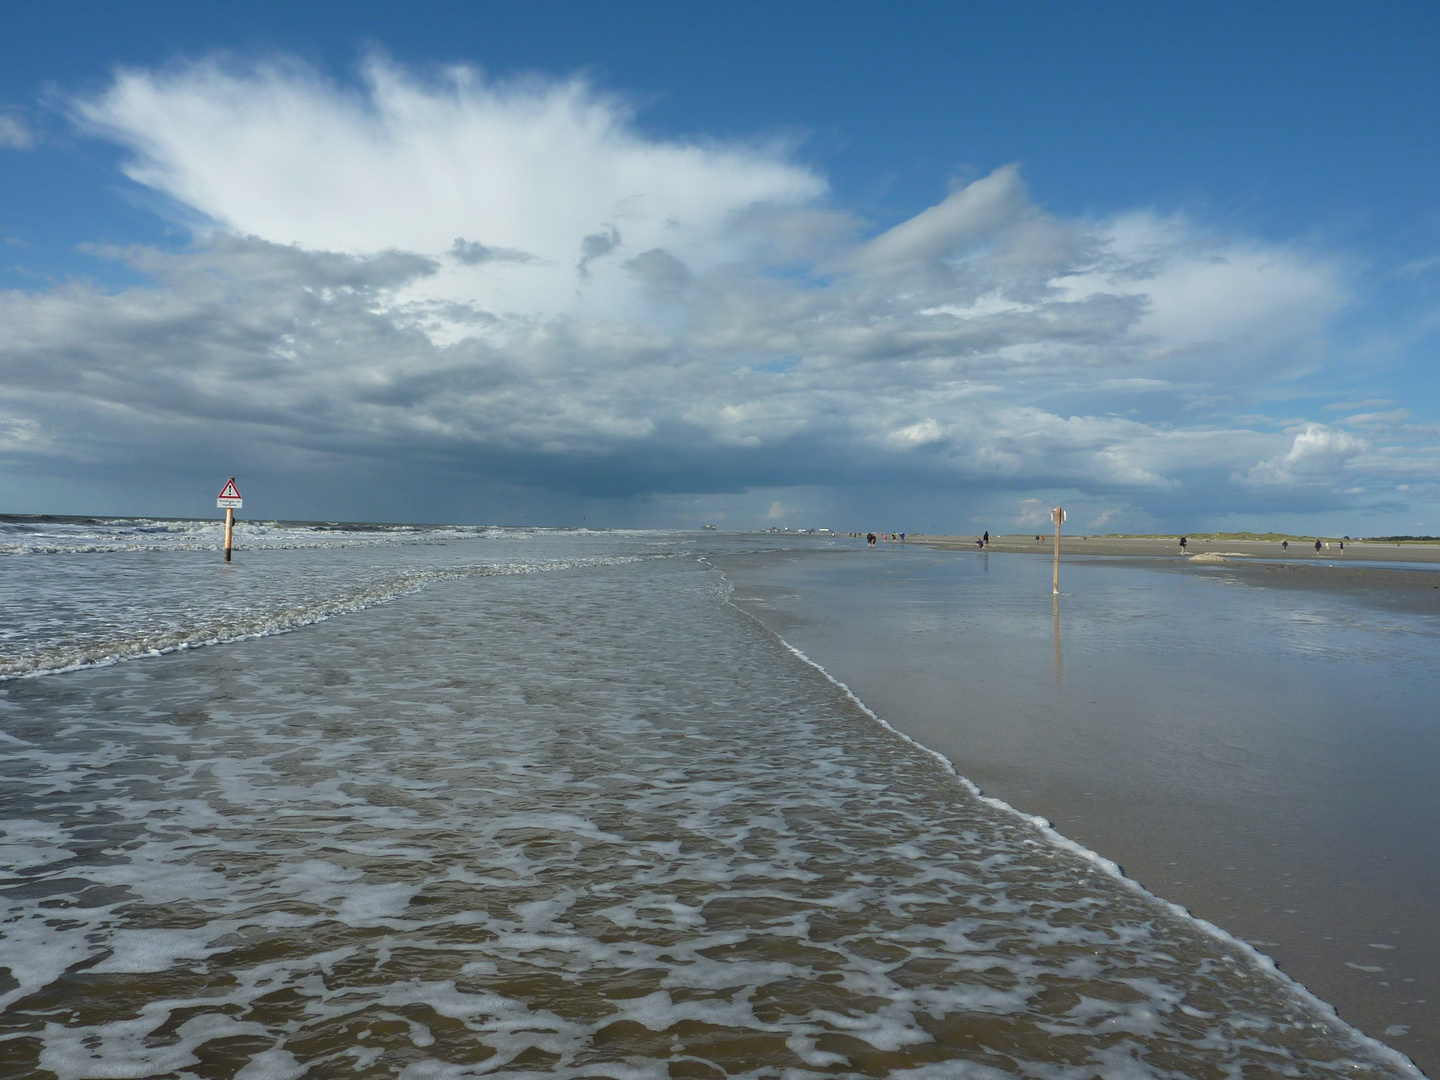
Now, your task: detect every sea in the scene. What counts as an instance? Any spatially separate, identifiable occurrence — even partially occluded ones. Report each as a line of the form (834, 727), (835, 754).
(0, 516), (1424, 1078)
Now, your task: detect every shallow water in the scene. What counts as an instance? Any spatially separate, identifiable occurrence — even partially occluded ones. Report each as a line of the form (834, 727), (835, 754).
(0, 527), (1422, 1077)
(719, 542), (1440, 1073)
(0, 517), (664, 679)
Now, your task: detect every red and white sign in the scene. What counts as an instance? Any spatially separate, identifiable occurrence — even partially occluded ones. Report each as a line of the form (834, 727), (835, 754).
(217, 478), (243, 509)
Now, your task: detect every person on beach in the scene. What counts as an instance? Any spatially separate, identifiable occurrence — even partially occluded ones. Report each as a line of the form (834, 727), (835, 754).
(1339, 540), (1344, 552)
(1283, 540), (1288, 551)
(1179, 535), (1188, 553)
(867, 532), (876, 547)
(976, 536), (984, 548)
(983, 531), (989, 548)
(1315, 539), (1322, 552)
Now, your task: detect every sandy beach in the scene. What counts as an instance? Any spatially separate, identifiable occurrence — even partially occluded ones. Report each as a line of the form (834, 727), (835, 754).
(915, 532), (1440, 562)
(912, 534), (1440, 614)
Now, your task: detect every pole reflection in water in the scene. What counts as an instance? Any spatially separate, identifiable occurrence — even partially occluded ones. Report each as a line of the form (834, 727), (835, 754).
(1053, 593), (1063, 687)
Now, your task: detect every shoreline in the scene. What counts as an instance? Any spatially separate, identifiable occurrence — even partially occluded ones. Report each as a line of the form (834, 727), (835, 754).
(746, 605), (1416, 1077)
(716, 543), (1440, 1073)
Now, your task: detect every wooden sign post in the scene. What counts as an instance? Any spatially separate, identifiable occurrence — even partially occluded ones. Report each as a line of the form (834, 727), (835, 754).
(1051, 506), (1065, 595)
(217, 478), (243, 562)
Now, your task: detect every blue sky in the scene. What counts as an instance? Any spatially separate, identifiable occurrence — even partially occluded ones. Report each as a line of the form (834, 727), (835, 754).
(2, 1), (1438, 532)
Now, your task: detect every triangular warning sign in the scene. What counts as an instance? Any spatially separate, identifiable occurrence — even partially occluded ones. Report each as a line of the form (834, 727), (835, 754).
(218, 478), (241, 500)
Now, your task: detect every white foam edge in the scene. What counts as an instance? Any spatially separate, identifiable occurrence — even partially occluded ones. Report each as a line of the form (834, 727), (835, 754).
(1, 553), (674, 685)
(701, 557), (1423, 1078)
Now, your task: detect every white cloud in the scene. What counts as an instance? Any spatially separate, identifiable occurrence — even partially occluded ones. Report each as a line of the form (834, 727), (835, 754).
(1238, 424), (1366, 488)
(71, 56), (822, 322)
(853, 165), (1029, 271)
(0, 53), (1421, 525)
(0, 112), (34, 149)
(1087, 508), (1121, 529)
(1013, 499), (1053, 527)
(0, 412), (46, 450)
(1056, 212), (1344, 375)
(887, 419), (945, 446)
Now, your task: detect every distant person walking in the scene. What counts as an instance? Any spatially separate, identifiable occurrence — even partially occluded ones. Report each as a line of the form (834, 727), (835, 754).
(983, 531), (990, 548)
(1179, 535), (1188, 553)
(1282, 540), (1288, 551)
(867, 532), (876, 547)
(1315, 539), (1322, 553)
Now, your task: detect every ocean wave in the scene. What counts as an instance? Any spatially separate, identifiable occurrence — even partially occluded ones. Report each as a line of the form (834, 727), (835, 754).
(0, 554), (660, 681)
(0, 515), (525, 555)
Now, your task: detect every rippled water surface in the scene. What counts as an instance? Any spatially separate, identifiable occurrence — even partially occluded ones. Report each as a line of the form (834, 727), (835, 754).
(0, 517), (657, 678)
(0, 526), (1420, 1077)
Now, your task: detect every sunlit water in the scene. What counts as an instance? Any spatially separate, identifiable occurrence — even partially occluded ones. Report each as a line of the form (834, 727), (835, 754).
(0, 521), (1420, 1077)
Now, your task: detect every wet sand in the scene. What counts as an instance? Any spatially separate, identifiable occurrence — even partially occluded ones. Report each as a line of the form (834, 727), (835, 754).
(719, 543), (1440, 1074)
(917, 534), (1440, 617)
(915, 534), (1440, 565)
(910, 538), (1440, 561)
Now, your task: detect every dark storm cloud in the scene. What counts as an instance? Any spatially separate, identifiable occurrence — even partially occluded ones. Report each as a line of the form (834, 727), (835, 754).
(577, 226), (621, 276)
(449, 238), (544, 266)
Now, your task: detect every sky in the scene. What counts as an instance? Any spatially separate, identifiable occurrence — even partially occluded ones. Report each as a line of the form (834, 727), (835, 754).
(2, 2), (1438, 533)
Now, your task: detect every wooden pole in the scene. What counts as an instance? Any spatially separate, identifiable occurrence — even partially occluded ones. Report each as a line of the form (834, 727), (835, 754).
(224, 507), (234, 563)
(1052, 506), (1064, 595)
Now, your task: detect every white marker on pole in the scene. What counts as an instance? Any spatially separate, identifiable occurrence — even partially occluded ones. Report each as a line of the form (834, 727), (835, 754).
(1051, 506), (1065, 595)
(217, 478), (242, 562)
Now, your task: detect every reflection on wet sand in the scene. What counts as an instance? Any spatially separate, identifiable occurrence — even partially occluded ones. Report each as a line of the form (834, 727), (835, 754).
(720, 544), (1440, 1074)
(1053, 594), (1063, 688)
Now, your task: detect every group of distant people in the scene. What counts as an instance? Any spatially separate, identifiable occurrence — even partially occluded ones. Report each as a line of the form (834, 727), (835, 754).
(847, 530), (1348, 556)
(858, 529), (994, 548)
(1181, 536), (1345, 554)
(848, 530), (1352, 558)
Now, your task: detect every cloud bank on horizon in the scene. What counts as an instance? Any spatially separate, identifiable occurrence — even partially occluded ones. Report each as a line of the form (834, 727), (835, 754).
(2, 55), (1435, 530)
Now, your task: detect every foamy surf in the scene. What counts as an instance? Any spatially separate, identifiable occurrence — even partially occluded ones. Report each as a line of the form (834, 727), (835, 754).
(0, 517), (672, 680)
